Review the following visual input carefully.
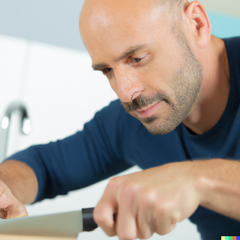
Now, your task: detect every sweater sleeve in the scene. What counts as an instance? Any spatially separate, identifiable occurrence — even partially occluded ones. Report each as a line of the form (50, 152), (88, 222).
(5, 100), (133, 202)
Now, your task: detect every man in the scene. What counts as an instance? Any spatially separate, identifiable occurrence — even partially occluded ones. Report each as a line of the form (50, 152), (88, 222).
(0, 0), (240, 239)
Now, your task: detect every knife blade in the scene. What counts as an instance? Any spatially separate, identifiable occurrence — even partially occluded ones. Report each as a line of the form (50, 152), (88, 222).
(0, 207), (97, 238)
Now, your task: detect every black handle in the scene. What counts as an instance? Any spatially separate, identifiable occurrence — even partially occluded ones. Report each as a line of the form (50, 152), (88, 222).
(82, 207), (98, 232)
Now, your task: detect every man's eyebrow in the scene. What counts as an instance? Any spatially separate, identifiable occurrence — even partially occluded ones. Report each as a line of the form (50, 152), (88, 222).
(92, 63), (109, 71)
(114, 44), (148, 62)
(92, 44), (148, 70)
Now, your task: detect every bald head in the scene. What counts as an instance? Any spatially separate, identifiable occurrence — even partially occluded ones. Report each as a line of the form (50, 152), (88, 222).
(79, 0), (187, 55)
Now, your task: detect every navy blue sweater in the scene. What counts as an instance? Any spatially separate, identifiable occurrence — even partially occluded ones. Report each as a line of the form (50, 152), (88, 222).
(7, 37), (240, 239)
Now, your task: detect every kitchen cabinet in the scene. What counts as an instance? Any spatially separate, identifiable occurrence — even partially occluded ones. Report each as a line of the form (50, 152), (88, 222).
(0, 35), (27, 107)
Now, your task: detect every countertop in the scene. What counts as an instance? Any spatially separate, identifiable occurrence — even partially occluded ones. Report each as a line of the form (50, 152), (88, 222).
(0, 235), (75, 240)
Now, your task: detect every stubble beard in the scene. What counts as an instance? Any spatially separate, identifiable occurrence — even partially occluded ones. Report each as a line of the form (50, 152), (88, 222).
(122, 42), (203, 135)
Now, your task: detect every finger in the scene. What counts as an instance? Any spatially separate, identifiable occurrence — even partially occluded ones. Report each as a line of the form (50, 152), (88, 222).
(136, 205), (154, 239)
(153, 205), (176, 236)
(94, 177), (120, 236)
(116, 183), (137, 240)
(0, 190), (28, 219)
(117, 203), (137, 240)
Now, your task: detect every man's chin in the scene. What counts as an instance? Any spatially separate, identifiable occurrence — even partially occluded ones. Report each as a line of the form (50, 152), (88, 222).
(140, 118), (179, 135)
(141, 116), (158, 125)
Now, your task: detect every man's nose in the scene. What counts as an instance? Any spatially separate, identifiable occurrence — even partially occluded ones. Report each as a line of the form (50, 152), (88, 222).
(115, 70), (144, 103)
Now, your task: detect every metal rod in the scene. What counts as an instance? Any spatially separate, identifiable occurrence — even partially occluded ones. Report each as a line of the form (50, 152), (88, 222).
(0, 102), (31, 163)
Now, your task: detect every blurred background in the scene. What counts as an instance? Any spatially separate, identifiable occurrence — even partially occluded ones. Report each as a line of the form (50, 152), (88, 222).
(0, 0), (240, 239)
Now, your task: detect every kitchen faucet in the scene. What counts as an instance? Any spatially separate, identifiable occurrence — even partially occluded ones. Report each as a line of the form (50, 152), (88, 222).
(0, 102), (31, 163)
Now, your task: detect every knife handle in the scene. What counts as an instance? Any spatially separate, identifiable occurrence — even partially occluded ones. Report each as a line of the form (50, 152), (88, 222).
(82, 208), (98, 232)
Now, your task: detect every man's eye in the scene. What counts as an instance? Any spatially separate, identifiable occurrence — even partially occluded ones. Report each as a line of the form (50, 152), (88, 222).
(101, 68), (112, 75)
(130, 53), (148, 64)
(132, 57), (142, 63)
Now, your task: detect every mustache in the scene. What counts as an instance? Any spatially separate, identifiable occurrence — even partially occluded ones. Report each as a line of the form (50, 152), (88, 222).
(122, 93), (169, 112)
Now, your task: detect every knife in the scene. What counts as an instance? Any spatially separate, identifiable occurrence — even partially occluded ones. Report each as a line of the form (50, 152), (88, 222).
(0, 207), (97, 238)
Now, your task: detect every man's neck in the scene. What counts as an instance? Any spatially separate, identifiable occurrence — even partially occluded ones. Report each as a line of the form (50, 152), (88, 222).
(182, 35), (230, 135)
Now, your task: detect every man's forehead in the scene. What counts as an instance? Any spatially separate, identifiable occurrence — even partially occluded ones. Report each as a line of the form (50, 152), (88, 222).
(80, 0), (175, 66)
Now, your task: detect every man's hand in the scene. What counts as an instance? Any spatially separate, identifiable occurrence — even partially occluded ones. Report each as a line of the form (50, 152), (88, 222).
(94, 161), (202, 239)
(0, 160), (38, 219)
(0, 181), (28, 219)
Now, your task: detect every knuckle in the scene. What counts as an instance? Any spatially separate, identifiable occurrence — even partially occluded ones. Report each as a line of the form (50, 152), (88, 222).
(154, 203), (176, 236)
(108, 176), (121, 189)
(139, 189), (157, 207)
(155, 201), (171, 218)
(119, 182), (139, 202)
(172, 210), (181, 223)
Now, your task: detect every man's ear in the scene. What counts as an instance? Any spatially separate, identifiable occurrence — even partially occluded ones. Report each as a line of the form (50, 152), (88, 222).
(183, 1), (211, 49)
